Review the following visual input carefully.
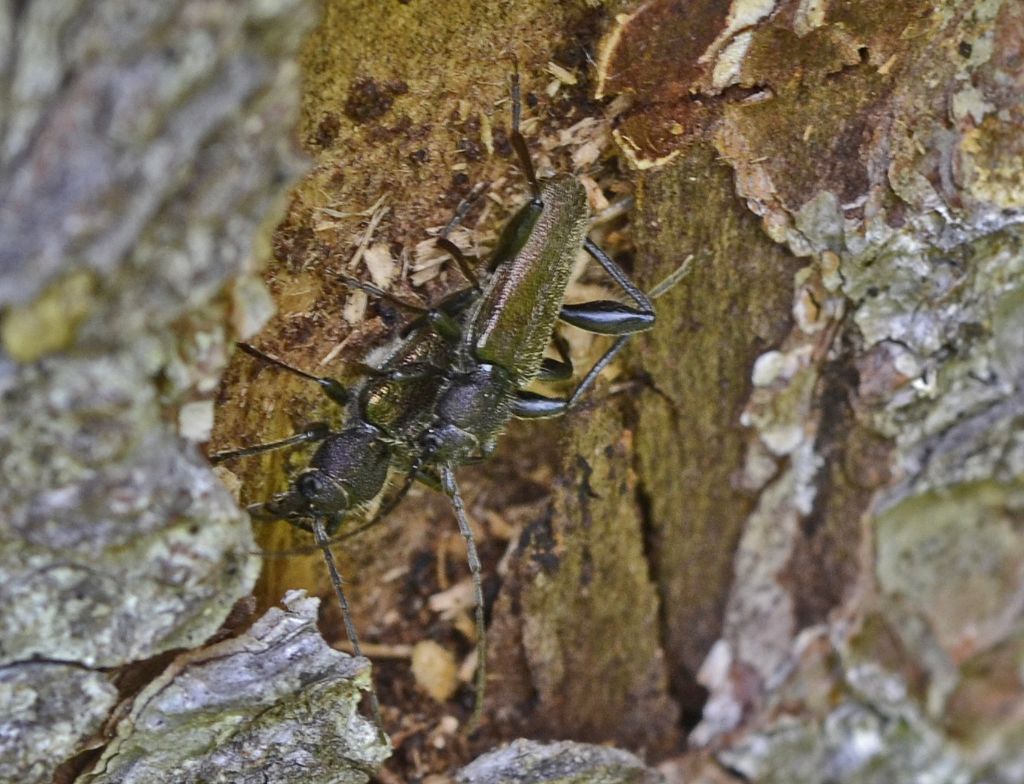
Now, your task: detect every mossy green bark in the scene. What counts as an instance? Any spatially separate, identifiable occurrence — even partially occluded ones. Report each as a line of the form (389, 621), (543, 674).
(632, 145), (803, 696)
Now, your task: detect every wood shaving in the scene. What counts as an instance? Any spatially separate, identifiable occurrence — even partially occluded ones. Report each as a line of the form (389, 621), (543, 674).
(457, 647), (478, 684)
(313, 193), (387, 233)
(411, 640), (459, 703)
(427, 579), (475, 620)
(363, 241), (397, 288)
(332, 640), (413, 659)
(578, 174), (610, 212)
(346, 195), (390, 270)
(452, 611), (477, 643)
(342, 289), (368, 325)
(318, 331), (356, 366)
(545, 61), (578, 85)
(412, 226), (478, 286)
(480, 113), (493, 156)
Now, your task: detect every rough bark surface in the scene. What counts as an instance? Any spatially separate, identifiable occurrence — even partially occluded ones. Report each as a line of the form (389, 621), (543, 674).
(599, 0), (1024, 780)
(79, 592), (386, 784)
(2, 0), (1022, 782)
(456, 739), (664, 784)
(0, 1), (393, 782)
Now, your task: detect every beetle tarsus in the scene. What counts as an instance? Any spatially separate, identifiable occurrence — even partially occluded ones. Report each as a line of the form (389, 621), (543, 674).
(441, 467), (487, 732)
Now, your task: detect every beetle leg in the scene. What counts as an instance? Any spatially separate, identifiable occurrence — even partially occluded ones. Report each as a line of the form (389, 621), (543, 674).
(209, 422), (331, 464)
(583, 237), (655, 315)
(337, 273), (464, 342)
(353, 361), (445, 382)
(245, 501), (283, 522)
(440, 466), (487, 731)
(558, 301), (655, 335)
(565, 334), (631, 409)
(413, 466), (443, 492)
(522, 235), (665, 414)
(311, 516), (383, 727)
(557, 238), (657, 336)
(537, 331), (574, 381)
(336, 273), (430, 317)
(434, 180), (489, 289)
(512, 391), (568, 419)
(436, 236), (481, 290)
(512, 335), (633, 416)
(440, 181), (489, 236)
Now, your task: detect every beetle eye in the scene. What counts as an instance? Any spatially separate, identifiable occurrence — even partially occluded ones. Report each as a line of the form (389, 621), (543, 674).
(297, 472), (323, 499)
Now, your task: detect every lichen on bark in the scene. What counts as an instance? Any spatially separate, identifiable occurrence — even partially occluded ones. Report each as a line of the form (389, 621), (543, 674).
(0, 0), (371, 781)
(595, 0), (1024, 780)
(78, 592), (388, 784)
(4, 0), (1023, 781)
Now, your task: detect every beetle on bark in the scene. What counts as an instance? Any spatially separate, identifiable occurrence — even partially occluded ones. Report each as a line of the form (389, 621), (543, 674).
(212, 69), (663, 730)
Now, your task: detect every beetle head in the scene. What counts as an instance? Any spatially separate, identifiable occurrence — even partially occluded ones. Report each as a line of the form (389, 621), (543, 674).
(261, 423), (392, 531)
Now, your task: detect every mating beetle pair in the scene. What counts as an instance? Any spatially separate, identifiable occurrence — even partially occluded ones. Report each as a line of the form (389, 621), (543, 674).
(212, 70), (657, 728)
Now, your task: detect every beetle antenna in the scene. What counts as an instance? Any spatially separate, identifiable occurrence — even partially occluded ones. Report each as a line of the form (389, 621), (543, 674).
(436, 180), (490, 291)
(440, 181), (489, 238)
(440, 466), (487, 731)
(209, 422), (331, 464)
(233, 344), (350, 406)
(648, 254), (696, 300)
(311, 516), (383, 728)
(335, 272), (431, 316)
(510, 67), (542, 203)
(436, 237), (480, 290)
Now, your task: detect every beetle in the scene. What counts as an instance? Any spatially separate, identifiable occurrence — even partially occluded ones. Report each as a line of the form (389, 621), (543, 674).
(212, 68), (665, 730)
(210, 286), (475, 725)
(387, 73), (656, 727)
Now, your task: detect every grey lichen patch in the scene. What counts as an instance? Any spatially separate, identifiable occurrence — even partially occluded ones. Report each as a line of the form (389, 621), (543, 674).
(705, 0), (1024, 517)
(0, 353), (259, 667)
(702, 625), (977, 784)
(1, 0), (318, 776)
(718, 701), (971, 784)
(0, 0), (314, 312)
(704, 0), (1024, 448)
(875, 481), (1024, 663)
(457, 739), (663, 784)
(0, 663), (117, 784)
(742, 362), (821, 455)
(856, 228), (1024, 506)
(79, 592), (390, 784)
(719, 454), (809, 685)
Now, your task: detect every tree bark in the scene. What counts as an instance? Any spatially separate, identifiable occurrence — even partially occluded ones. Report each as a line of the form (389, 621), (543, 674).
(3, 0), (1023, 782)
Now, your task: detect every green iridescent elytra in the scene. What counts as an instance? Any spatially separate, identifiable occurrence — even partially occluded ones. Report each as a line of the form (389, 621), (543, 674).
(470, 174), (589, 384)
